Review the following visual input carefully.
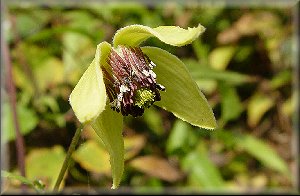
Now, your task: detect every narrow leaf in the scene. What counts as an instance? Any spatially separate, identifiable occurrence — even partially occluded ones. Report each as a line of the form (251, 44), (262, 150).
(113, 24), (205, 47)
(237, 135), (290, 175)
(91, 105), (124, 189)
(69, 42), (111, 123)
(142, 47), (217, 130)
(182, 143), (224, 189)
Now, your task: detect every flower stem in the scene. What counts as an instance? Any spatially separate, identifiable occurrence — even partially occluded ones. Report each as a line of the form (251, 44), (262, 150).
(53, 124), (83, 192)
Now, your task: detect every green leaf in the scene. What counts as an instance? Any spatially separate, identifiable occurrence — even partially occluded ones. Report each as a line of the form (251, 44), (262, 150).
(270, 69), (291, 90)
(142, 47), (217, 130)
(247, 93), (275, 127)
(26, 146), (66, 190)
(69, 41), (111, 123)
(73, 140), (110, 174)
(92, 105), (124, 189)
(182, 142), (224, 189)
(209, 46), (236, 70)
(142, 107), (164, 135)
(237, 135), (290, 175)
(166, 119), (192, 154)
(219, 82), (243, 123)
(1, 170), (45, 193)
(113, 24), (205, 47)
(2, 101), (38, 142)
(62, 32), (95, 85)
(183, 59), (255, 86)
(34, 57), (64, 92)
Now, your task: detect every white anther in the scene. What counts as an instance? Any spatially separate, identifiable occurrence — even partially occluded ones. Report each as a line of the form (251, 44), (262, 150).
(149, 70), (156, 78)
(120, 85), (130, 93)
(142, 70), (150, 77)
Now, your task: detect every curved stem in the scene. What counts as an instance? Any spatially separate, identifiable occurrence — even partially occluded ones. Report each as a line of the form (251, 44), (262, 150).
(53, 124), (83, 192)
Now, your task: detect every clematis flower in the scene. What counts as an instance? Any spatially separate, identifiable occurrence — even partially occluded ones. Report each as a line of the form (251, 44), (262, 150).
(69, 24), (217, 189)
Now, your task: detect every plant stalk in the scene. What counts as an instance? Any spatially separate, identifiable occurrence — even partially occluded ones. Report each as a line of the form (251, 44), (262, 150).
(3, 27), (27, 191)
(53, 124), (83, 192)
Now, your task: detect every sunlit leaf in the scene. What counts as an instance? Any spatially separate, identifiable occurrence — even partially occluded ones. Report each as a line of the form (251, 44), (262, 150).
(124, 134), (146, 160)
(143, 47), (217, 130)
(73, 140), (110, 174)
(92, 105), (124, 189)
(26, 146), (66, 190)
(209, 46), (236, 70)
(247, 93), (275, 127)
(129, 155), (183, 182)
(113, 24), (205, 47)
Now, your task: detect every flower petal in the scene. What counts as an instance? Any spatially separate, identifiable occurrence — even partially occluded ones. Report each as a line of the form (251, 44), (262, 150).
(69, 42), (111, 123)
(91, 105), (124, 189)
(142, 47), (217, 130)
(113, 24), (205, 47)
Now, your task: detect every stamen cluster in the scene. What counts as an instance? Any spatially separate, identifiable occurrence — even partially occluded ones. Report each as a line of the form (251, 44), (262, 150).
(102, 46), (165, 117)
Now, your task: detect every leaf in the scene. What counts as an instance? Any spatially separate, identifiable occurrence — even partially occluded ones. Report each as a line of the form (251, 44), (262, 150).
(113, 24), (205, 47)
(166, 119), (192, 153)
(34, 57), (64, 92)
(142, 107), (164, 135)
(209, 46), (236, 70)
(219, 82), (243, 123)
(124, 134), (146, 160)
(91, 105), (124, 189)
(129, 155), (183, 182)
(270, 69), (291, 90)
(247, 93), (275, 127)
(69, 42), (111, 123)
(1, 170), (45, 193)
(142, 47), (217, 130)
(183, 59), (254, 86)
(73, 140), (110, 174)
(182, 142), (224, 189)
(26, 146), (66, 190)
(62, 32), (95, 85)
(236, 135), (290, 175)
(2, 101), (38, 142)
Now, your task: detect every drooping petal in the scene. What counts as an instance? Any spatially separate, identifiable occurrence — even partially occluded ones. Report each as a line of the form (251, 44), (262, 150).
(113, 24), (205, 47)
(142, 47), (217, 130)
(91, 105), (124, 189)
(69, 42), (111, 123)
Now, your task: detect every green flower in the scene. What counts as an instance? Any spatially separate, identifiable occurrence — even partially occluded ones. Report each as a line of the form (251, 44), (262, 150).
(69, 24), (217, 189)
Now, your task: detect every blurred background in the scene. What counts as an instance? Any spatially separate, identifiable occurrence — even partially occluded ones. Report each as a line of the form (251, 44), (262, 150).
(1, 1), (298, 194)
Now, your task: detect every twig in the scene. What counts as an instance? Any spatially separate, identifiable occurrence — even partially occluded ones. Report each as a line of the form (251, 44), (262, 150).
(53, 124), (83, 192)
(3, 27), (27, 190)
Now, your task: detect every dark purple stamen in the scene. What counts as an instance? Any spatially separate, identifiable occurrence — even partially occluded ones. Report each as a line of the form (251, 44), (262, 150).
(101, 46), (165, 117)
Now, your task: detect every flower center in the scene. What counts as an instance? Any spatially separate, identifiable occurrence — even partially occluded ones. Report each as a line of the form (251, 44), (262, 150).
(101, 45), (165, 117)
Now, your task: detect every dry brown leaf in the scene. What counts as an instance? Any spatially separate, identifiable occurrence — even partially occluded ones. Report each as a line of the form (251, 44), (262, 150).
(129, 155), (183, 182)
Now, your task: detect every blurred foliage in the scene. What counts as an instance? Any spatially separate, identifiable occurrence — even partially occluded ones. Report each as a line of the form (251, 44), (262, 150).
(1, 1), (297, 194)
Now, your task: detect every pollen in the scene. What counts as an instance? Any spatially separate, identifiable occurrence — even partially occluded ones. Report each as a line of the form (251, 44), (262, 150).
(134, 88), (156, 108)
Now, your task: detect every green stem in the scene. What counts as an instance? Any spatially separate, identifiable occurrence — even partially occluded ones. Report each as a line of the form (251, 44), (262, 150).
(53, 124), (83, 192)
